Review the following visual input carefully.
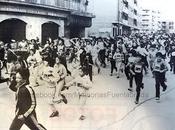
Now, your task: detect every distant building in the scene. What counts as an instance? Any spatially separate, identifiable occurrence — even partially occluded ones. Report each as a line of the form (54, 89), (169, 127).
(0, 0), (94, 43)
(140, 9), (161, 34)
(160, 21), (175, 33)
(87, 16), (115, 37)
(88, 0), (140, 37)
(112, 0), (141, 37)
(98, 28), (113, 37)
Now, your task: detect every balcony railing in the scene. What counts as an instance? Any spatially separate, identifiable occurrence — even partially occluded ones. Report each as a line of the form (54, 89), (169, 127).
(1, 0), (87, 12)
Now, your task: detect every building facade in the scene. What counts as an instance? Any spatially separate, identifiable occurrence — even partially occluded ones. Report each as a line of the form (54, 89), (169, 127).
(0, 0), (94, 43)
(160, 21), (174, 33)
(112, 0), (141, 37)
(140, 9), (161, 34)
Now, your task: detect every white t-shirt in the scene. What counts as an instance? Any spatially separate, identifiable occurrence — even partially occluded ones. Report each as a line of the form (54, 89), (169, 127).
(137, 47), (148, 56)
(149, 50), (157, 61)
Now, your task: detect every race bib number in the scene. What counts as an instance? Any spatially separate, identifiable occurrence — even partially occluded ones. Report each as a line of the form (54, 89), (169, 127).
(154, 63), (161, 71)
(155, 66), (160, 70)
(109, 53), (112, 58)
(116, 54), (121, 58)
(116, 54), (122, 61)
(134, 64), (142, 73)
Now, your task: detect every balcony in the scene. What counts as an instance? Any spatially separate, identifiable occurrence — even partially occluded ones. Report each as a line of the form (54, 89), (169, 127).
(122, 6), (129, 14)
(0, 0), (88, 13)
(0, 0), (94, 18)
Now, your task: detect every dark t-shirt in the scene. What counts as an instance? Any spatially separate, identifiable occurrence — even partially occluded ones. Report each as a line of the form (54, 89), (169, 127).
(131, 62), (144, 74)
(0, 48), (5, 61)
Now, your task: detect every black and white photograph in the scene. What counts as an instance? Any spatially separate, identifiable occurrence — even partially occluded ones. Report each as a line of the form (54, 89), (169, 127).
(0, 0), (175, 130)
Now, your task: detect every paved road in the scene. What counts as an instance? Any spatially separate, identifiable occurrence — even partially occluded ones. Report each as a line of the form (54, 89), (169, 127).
(0, 67), (175, 130)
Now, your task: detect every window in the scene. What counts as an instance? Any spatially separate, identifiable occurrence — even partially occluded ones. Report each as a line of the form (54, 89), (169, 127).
(134, 19), (137, 26)
(142, 19), (149, 22)
(40, 0), (46, 4)
(169, 22), (174, 25)
(25, 0), (37, 3)
(134, 0), (137, 5)
(123, 0), (128, 8)
(72, 0), (81, 2)
(142, 14), (149, 16)
(169, 26), (173, 29)
(122, 12), (128, 20)
(134, 9), (137, 15)
(143, 9), (150, 13)
(142, 24), (148, 27)
(85, 0), (88, 5)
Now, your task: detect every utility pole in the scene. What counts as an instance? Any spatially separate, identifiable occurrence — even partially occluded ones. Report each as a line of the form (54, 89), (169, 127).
(117, 0), (120, 36)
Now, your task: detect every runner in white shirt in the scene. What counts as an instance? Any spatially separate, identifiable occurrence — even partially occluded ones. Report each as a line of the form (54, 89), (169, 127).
(148, 46), (158, 76)
(65, 69), (92, 120)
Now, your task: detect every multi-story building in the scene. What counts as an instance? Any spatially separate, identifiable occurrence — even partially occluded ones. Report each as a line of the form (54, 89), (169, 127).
(0, 0), (94, 43)
(141, 9), (161, 34)
(160, 21), (174, 33)
(112, 0), (141, 37)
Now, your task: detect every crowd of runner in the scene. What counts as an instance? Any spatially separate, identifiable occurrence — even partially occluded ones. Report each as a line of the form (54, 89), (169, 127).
(0, 32), (175, 129)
